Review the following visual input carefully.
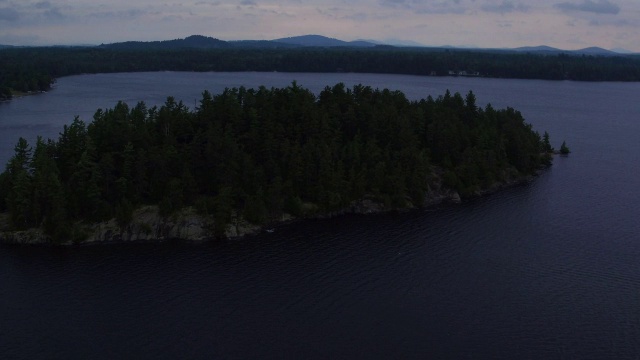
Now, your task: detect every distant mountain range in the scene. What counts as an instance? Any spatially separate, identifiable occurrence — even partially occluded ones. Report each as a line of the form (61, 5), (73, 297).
(273, 35), (375, 47)
(513, 45), (561, 53)
(99, 34), (377, 50)
(44, 34), (634, 56)
(512, 45), (623, 56)
(360, 38), (426, 47)
(100, 35), (232, 50)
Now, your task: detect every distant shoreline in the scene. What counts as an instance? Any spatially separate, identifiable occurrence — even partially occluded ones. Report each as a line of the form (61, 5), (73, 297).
(12, 90), (48, 98)
(0, 90), (49, 102)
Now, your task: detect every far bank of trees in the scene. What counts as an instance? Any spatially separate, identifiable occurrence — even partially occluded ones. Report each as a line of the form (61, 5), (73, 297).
(0, 84), (553, 242)
(0, 47), (55, 100)
(2, 46), (640, 100)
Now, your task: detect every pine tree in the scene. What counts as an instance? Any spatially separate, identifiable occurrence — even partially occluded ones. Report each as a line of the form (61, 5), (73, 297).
(5, 138), (33, 229)
(7, 170), (32, 230)
(542, 131), (553, 152)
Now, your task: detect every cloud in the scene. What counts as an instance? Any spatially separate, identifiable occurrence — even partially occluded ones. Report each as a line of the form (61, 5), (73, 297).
(0, 7), (19, 21)
(342, 12), (368, 21)
(34, 1), (52, 9)
(588, 18), (636, 27)
(481, 1), (529, 14)
(379, 0), (467, 14)
(555, 0), (620, 14)
(380, 0), (406, 5)
(0, 0), (639, 51)
(0, 32), (40, 44)
(87, 8), (147, 20)
(43, 7), (66, 20)
(497, 21), (513, 28)
(316, 6), (368, 21)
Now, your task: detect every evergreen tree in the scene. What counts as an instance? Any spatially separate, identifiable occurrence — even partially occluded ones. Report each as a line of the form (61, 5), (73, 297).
(7, 170), (32, 230)
(30, 137), (66, 226)
(542, 131), (553, 152)
(5, 138), (33, 229)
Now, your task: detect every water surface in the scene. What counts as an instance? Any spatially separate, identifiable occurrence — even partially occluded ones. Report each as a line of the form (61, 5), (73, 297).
(1, 72), (640, 359)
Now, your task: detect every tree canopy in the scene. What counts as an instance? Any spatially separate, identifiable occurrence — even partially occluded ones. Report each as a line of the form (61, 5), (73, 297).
(2, 46), (640, 100)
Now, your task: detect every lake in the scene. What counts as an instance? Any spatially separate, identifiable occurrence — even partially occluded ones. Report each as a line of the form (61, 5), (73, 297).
(1, 72), (640, 359)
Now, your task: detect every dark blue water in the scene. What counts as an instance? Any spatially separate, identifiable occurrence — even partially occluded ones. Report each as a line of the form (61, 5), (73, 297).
(1, 73), (640, 359)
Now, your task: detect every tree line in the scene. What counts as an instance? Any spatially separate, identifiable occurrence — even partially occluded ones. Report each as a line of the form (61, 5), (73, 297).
(2, 46), (640, 100)
(0, 83), (553, 242)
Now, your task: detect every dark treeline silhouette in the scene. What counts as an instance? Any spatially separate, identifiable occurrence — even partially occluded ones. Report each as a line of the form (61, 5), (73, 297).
(0, 83), (552, 242)
(2, 46), (640, 100)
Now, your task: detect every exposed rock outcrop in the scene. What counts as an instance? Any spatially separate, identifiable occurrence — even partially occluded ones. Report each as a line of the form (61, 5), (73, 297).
(0, 228), (50, 245)
(0, 206), (266, 246)
(0, 170), (540, 246)
(83, 206), (215, 244)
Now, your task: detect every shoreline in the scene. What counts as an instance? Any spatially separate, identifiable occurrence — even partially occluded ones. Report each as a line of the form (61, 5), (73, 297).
(1, 89), (51, 103)
(0, 169), (542, 247)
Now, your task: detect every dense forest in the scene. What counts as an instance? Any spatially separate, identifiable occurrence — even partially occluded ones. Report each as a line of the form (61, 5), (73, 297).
(2, 46), (640, 100)
(0, 83), (553, 243)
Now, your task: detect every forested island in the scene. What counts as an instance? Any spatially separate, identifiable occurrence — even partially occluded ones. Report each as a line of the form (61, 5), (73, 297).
(0, 83), (557, 244)
(2, 43), (640, 101)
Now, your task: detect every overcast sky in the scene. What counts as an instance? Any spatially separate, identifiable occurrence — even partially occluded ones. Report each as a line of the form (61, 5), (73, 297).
(0, 0), (638, 51)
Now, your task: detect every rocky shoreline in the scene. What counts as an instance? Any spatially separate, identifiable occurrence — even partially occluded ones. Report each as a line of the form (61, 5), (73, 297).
(0, 90), (49, 102)
(0, 169), (540, 246)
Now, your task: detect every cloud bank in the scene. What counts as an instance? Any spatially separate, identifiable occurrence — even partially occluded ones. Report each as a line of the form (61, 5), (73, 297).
(0, 0), (638, 52)
(555, 0), (620, 14)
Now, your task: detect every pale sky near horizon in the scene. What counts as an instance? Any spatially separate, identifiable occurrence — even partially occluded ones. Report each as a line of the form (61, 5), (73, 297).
(0, 0), (638, 52)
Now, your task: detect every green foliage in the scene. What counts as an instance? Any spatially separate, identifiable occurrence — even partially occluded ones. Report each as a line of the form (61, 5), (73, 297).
(213, 187), (234, 238)
(5, 138), (33, 229)
(0, 86), (12, 100)
(31, 137), (67, 236)
(7, 170), (32, 229)
(0, 83), (552, 238)
(560, 141), (571, 155)
(0, 172), (8, 212)
(2, 46), (640, 101)
(159, 178), (184, 217)
(1, 137), (69, 239)
(284, 196), (304, 217)
(542, 131), (553, 152)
